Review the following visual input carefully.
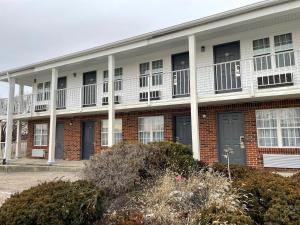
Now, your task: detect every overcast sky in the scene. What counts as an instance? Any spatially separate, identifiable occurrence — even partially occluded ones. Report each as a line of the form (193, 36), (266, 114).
(0, 0), (262, 97)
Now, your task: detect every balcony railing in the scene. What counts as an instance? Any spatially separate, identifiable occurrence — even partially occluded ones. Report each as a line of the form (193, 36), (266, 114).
(0, 50), (299, 117)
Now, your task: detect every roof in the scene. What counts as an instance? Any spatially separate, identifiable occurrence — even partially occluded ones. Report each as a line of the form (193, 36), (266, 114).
(0, 0), (295, 76)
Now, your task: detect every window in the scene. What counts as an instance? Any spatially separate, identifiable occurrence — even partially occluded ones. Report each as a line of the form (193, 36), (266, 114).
(34, 124), (48, 146)
(256, 108), (300, 147)
(139, 60), (163, 87)
(152, 60), (163, 86)
(103, 68), (123, 93)
(253, 38), (271, 71)
(101, 119), (122, 146)
(37, 81), (51, 101)
(138, 116), (164, 144)
(274, 33), (295, 68)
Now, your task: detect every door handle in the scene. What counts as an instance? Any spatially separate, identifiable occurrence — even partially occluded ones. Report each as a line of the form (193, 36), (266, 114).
(240, 136), (245, 149)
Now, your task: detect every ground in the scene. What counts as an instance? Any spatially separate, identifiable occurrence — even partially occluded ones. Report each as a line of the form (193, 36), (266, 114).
(0, 172), (81, 206)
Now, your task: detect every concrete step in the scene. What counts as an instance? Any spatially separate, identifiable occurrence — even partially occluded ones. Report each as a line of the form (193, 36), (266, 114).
(0, 165), (83, 173)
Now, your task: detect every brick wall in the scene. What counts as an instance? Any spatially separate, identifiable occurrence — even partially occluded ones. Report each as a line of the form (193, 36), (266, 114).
(26, 99), (300, 168)
(199, 99), (300, 168)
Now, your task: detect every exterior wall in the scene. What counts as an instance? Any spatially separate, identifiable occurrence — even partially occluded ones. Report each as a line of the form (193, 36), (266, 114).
(31, 19), (300, 104)
(27, 99), (300, 169)
(199, 99), (300, 168)
(26, 108), (189, 160)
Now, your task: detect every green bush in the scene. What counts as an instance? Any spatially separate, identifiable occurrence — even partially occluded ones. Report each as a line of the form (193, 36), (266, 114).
(198, 205), (253, 225)
(211, 163), (256, 179)
(147, 142), (201, 175)
(0, 180), (104, 225)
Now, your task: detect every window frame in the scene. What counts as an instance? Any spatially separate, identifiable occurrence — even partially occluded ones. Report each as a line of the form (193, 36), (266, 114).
(101, 119), (123, 146)
(139, 60), (163, 87)
(33, 123), (48, 146)
(256, 108), (300, 148)
(103, 68), (123, 93)
(37, 81), (51, 101)
(138, 116), (164, 144)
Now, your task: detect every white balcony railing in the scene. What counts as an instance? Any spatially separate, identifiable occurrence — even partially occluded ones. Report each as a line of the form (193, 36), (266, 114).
(0, 50), (299, 118)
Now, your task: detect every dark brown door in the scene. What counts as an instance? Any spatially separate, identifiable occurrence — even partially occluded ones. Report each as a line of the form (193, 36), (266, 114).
(55, 123), (64, 159)
(174, 115), (192, 147)
(57, 77), (67, 109)
(83, 71), (97, 106)
(217, 112), (246, 165)
(214, 41), (241, 94)
(81, 121), (95, 160)
(172, 52), (190, 97)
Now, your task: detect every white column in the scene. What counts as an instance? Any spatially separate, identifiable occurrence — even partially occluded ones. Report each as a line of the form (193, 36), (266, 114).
(108, 55), (115, 147)
(189, 35), (200, 160)
(48, 68), (58, 164)
(15, 83), (24, 159)
(4, 75), (15, 163)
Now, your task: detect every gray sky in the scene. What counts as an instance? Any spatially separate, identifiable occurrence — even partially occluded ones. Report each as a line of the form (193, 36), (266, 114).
(0, 0), (261, 97)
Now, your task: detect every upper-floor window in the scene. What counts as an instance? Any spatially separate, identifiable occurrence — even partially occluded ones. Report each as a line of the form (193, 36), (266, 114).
(34, 123), (48, 146)
(37, 81), (51, 101)
(101, 119), (123, 146)
(253, 38), (271, 71)
(103, 68), (123, 93)
(256, 108), (300, 147)
(274, 33), (295, 68)
(139, 60), (163, 87)
(138, 116), (164, 144)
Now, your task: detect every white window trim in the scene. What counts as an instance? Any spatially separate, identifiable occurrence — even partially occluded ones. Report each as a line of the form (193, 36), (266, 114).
(101, 119), (123, 146)
(138, 116), (164, 144)
(34, 123), (48, 147)
(256, 108), (300, 148)
(37, 81), (51, 101)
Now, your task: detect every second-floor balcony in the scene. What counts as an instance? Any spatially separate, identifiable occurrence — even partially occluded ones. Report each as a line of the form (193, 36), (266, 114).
(0, 50), (299, 118)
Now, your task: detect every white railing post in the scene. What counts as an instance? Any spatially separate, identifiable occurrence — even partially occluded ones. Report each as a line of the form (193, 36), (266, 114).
(48, 68), (58, 164)
(147, 75), (151, 105)
(189, 35), (200, 161)
(108, 55), (115, 147)
(3, 74), (15, 164)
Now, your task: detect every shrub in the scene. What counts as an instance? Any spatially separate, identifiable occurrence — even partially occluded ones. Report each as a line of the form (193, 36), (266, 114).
(211, 163), (256, 179)
(0, 180), (104, 225)
(198, 205), (253, 225)
(84, 142), (150, 196)
(84, 142), (200, 196)
(140, 171), (248, 225)
(148, 142), (201, 175)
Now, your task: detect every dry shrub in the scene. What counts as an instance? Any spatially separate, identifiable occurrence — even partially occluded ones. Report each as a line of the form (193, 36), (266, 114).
(83, 142), (149, 196)
(84, 142), (201, 197)
(140, 171), (250, 225)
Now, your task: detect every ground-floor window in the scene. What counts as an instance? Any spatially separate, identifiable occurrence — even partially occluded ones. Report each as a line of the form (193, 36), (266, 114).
(101, 119), (123, 146)
(256, 108), (300, 147)
(138, 116), (164, 144)
(34, 123), (48, 146)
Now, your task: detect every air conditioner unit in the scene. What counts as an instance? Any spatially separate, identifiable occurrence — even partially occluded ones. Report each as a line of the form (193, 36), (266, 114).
(257, 73), (293, 89)
(139, 91), (160, 102)
(34, 104), (48, 112)
(102, 96), (120, 105)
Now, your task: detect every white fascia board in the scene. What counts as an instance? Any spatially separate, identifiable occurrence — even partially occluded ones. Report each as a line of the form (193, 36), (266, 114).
(0, 0), (297, 77)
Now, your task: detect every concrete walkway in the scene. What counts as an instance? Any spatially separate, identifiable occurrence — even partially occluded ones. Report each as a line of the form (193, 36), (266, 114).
(0, 158), (86, 173)
(0, 171), (81, 206)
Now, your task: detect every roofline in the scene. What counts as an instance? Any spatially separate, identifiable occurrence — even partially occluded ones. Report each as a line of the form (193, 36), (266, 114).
(0, 0), (295, 76)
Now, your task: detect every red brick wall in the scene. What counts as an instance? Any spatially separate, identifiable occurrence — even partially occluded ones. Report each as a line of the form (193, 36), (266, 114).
(26, 99), (300, 168)
(199, 99), (300, 168)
